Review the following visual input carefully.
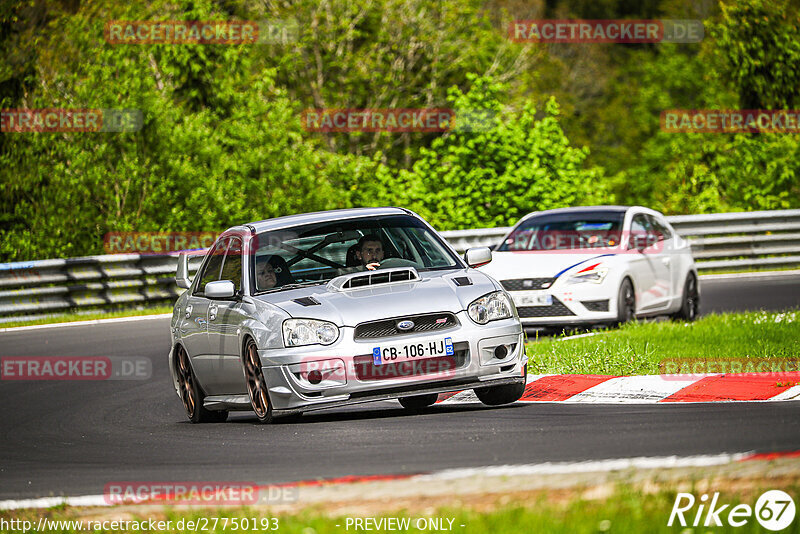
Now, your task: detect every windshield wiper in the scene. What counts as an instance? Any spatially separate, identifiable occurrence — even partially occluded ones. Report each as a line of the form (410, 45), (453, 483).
(256, 280), (327, 295)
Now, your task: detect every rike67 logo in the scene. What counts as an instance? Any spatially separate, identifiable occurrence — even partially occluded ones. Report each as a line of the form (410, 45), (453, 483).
(669, 490), (796, 531)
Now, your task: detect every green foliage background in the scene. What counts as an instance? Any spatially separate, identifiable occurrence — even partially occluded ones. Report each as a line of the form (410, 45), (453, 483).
(1, 0), (799, 261)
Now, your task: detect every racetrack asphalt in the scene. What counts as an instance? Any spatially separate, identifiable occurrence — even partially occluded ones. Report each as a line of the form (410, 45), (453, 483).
(0, 273), (798, 500)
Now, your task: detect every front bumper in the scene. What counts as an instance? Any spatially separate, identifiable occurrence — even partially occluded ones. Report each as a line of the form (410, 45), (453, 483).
(258, 311), (525, 412)
(508, 284), (618, 326)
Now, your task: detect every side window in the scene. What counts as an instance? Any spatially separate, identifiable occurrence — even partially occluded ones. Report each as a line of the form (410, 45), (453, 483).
(220, 237), (243, 291)
(631, 214), (648, 234)
(649, 216), (672, 241)
(195, 238), (228, 295)
(630, 214), (651, 249)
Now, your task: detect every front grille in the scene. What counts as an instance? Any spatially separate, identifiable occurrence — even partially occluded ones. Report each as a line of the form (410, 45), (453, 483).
(354, 313), (459, 339)
(352, 342), (469, 381)
(517, 296), (575, 317)
(501, 278), (555, 291)
(582, 299), (609, 312)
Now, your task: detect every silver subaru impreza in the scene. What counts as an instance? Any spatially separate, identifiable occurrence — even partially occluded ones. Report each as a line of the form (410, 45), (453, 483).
(169, 207), (526, 423)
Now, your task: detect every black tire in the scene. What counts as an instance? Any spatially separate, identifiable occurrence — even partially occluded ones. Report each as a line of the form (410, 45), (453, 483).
(398, 393), (439, 411)
(672, 273), (699, 322)
(615, 278), (635, 326)
(243, 338), (274, 424)
(474, 368), (527, 406)
(175, 345), (228, 423)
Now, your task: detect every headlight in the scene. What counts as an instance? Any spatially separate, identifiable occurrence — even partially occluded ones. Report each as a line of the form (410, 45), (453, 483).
(566, 267), (609, 285)
(468, 291), (513, 325)
(283, 319), (339, 347)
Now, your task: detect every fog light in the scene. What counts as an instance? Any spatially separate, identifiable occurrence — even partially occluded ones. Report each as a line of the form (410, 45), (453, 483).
(494, 345), (508, 360)
(307, 370), (323, 385)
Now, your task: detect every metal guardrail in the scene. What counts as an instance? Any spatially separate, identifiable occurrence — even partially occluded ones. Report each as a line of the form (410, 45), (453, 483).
(1, 209), (799, 322)
(0, 255), (204, 323)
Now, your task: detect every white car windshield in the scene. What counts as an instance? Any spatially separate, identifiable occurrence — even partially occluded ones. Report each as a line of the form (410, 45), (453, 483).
(498, 211), (625, 251)
(252, 214), (461, 293)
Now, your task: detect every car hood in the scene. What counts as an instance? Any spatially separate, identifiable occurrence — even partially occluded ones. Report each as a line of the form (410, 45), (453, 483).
(479, 251), (619, 281)
(253, 269), (499, 326)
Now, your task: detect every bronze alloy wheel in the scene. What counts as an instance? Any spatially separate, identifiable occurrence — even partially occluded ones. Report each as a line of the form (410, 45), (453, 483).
(244, 338), (273, 423)
(176, 345), (196, 419)
(175, 345), (228, 423)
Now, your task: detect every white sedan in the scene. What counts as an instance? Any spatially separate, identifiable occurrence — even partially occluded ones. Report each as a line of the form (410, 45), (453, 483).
(479, 206), (699, 329)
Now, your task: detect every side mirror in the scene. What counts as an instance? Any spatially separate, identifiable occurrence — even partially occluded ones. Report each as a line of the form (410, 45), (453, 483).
(176, 252), (192, 289)
(465, 247), (492, 268)
(205, 280), (236, 299)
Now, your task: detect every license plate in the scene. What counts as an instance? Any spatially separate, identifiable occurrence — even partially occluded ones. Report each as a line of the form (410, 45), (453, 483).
(513, 292), (553, 306)
(372, 337), (454, 366)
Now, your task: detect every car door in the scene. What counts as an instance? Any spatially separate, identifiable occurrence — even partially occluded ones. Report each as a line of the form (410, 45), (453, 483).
(627, 213), (658, 312)
(205, 236), (250, 395)
(647, 214), (676, 309)
(180, 238), (228, 367)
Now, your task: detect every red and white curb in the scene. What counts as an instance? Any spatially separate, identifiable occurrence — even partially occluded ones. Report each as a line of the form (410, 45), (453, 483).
(437, 373), (800, 404)
(1, 451), (796, 511)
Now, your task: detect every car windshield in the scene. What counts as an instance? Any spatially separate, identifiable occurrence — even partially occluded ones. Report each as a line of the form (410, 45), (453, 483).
(497, 211), (626, 251)
(251, 214), (461, 293)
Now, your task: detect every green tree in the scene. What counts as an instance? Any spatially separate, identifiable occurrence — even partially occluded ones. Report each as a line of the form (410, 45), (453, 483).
(364, 76), (607, 230)
(264, 0), (539, 167)
(616, 0), (800, 213)
(0, 0), (370, 261)
(713, 0), (800, 109)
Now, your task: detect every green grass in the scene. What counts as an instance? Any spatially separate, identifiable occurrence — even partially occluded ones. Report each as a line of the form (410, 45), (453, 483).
(526, 310), (800, 376)
(2, 485), (798, 533)
(0, 306), (173, 329)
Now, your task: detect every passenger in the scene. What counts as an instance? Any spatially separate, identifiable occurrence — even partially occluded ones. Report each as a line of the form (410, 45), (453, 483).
(256, 255), (293, 290)
(355, 235), (385, 271)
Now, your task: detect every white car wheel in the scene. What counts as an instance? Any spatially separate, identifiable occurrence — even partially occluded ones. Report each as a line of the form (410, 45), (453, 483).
(616, 278), (635, 325)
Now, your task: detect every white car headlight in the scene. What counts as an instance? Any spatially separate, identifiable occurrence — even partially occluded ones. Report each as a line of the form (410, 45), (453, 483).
(468, 291), (514, 325)
(566, 267), (609, 285)
(283, 319), (339, 347)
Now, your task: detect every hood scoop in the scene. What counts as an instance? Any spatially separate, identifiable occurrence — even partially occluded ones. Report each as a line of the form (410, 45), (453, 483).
(452, 276), (472, 287)
(327, 267), (420, 292)
(292, 296), (321, 306)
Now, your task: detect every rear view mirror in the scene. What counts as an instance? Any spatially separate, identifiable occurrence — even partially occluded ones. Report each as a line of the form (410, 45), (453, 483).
(176, 252), (192, 289)
(205, 280), (236, 299)
(465, 247), (492, 268)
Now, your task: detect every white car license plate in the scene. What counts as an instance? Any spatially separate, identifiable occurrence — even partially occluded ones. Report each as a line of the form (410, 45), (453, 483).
(372, 337), (454, 366)
(513, 292), (553, 306)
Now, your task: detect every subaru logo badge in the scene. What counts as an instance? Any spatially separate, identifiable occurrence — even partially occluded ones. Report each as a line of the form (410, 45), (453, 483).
(397, 320), (415, 331)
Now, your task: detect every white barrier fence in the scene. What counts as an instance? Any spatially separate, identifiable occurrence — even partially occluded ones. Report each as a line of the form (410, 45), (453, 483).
(1, 209), (799, 322)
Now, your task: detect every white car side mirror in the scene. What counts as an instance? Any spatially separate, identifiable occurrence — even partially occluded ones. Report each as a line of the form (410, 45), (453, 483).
(465, 247), (492, 268)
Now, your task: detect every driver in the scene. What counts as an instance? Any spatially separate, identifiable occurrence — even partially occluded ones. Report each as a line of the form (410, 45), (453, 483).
(355, 235), (384, 271)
